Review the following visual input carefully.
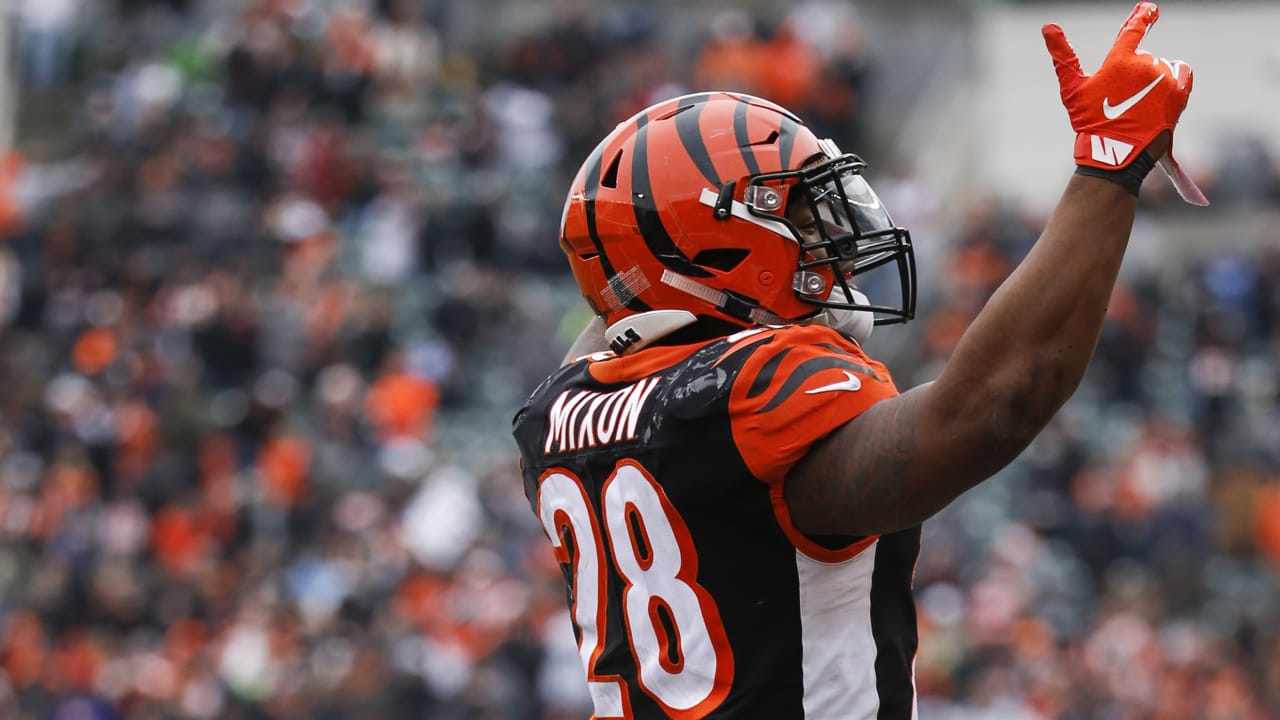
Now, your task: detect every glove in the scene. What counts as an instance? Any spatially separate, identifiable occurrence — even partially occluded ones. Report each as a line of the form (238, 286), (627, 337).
(1043, 2), (1208, 205)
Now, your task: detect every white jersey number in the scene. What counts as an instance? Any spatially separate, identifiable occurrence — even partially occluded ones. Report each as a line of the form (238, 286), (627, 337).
(537, 461), (733, 718)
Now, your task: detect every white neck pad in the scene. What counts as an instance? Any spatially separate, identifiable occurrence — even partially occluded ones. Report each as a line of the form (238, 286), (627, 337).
(605, 310), (698, 354)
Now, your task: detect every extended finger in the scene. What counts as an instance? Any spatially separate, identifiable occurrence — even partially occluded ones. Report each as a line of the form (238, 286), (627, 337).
(1114, 2), (1160, 52)
(1042, 23), (1085, 92)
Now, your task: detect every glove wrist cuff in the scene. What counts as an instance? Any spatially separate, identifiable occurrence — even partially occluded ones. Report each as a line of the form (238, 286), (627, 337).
(1074, 148), (1157, 196)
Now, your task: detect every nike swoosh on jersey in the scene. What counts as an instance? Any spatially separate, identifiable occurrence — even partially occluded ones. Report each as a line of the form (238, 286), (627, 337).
(805, 370), (862, 394)
(1102, 75), (1163, 120)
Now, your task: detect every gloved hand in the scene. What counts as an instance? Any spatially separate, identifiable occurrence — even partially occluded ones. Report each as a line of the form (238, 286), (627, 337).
(1043, 2), (1208, 205)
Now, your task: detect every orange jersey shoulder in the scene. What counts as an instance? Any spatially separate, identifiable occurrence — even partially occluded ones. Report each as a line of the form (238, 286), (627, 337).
(725, 325), (898, 485)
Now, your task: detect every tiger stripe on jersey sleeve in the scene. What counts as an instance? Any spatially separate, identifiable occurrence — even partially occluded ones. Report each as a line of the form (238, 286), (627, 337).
(727, 325), (897, 486)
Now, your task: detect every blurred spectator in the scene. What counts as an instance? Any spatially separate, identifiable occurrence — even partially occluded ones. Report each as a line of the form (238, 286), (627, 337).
(13, 0), (83, 92)
(364, 351), (439, 442)
(691, 9), (762, 94)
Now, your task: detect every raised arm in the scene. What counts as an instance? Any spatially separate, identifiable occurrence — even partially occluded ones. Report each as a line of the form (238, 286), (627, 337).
(786, 3), (1202, 536)
(788, 165), (1149, 534)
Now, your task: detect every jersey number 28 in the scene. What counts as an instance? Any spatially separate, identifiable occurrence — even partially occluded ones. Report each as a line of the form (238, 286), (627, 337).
(537, 460), (734, 719)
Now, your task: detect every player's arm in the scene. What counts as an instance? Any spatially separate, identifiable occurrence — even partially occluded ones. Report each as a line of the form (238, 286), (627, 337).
(788, 166), (1153, 535)
(562, 315), (608, 365)
(786, 3), (1200, 536)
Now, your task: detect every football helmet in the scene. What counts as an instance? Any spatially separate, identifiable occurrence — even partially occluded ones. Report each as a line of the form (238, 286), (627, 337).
(560, 91), (915, 353)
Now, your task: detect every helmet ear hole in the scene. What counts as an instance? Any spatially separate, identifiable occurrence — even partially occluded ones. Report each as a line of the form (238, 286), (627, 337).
(692, 248), (750, 271)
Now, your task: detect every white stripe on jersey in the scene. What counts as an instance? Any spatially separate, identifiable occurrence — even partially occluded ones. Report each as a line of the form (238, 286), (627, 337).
(797, 541), (881, 719)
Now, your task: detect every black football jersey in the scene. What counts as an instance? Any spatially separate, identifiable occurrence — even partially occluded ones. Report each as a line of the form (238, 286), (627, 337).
(512, 324), (921, 719)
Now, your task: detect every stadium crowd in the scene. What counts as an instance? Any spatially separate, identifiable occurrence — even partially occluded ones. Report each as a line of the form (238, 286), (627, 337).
(0, 0), (1279, 718)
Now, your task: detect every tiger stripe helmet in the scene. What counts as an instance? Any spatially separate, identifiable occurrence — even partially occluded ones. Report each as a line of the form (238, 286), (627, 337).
(560, 91), (916, 353)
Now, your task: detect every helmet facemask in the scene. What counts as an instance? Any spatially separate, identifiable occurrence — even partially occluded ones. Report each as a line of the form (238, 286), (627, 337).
(744, 151), (917, 329)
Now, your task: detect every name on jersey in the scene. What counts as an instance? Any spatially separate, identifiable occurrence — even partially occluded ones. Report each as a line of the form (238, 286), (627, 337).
(544, 376), (661, 455)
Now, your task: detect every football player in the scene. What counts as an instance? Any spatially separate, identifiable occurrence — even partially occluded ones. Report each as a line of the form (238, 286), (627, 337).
(512, 3), (1203, 717)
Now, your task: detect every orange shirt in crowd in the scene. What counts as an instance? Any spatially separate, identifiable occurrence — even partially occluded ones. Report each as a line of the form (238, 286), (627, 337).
(257, 434), (312, 508)
(364, 371), (439, 441)
(0, 150), (24, 237)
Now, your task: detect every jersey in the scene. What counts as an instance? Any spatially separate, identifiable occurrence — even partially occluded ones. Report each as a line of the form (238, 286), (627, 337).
(512, 324), (921, 719)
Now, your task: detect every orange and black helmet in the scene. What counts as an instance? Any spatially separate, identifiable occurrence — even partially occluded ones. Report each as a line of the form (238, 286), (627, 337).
(560, 91), (915, 352)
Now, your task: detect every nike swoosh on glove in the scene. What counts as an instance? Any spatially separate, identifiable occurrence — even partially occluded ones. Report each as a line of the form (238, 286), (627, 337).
(1043, 2), (1208, 205)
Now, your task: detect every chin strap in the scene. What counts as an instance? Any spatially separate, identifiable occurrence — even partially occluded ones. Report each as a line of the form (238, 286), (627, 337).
(806, 286), (875, 343)
(659, 270), (785, 326)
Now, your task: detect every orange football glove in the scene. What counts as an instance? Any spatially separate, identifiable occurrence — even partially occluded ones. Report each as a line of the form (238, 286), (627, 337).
(1043, 2), (1207, 205)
